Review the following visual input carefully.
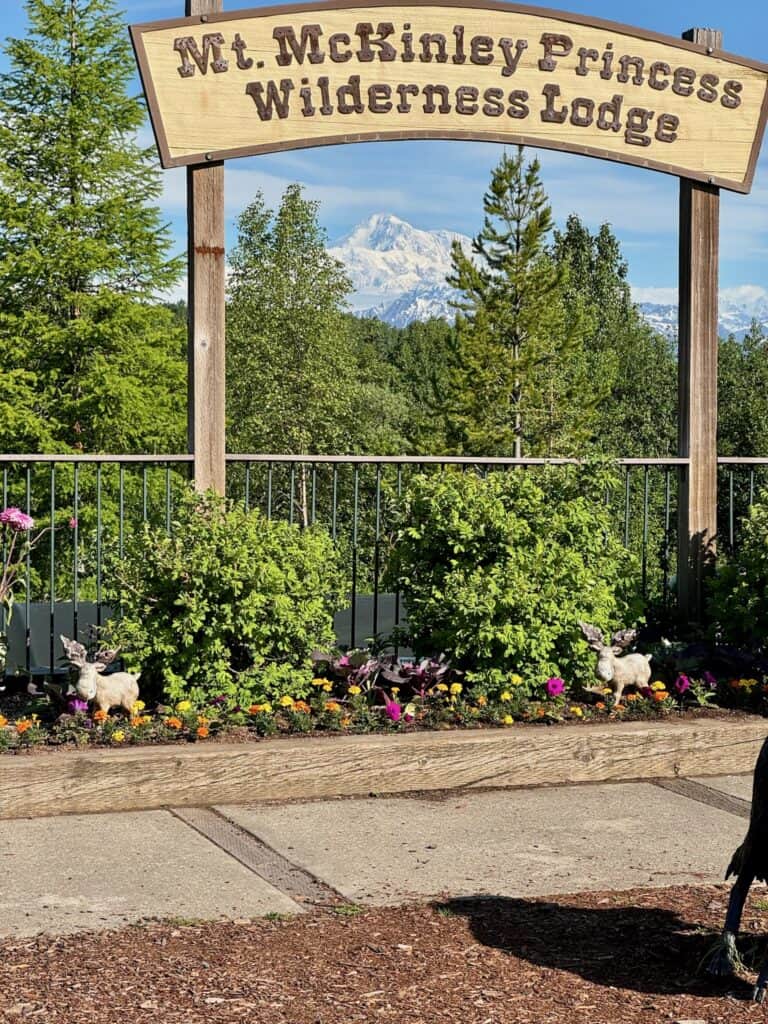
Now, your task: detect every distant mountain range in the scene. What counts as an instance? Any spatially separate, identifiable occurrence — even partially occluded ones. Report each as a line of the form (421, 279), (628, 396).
(329, 213), (768, 340)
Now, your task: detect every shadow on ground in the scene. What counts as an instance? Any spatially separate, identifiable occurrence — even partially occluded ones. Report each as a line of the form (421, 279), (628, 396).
(440, 894), (760, 1000)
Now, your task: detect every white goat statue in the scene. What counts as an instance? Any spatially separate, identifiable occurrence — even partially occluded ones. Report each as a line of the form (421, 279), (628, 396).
(60, 636), (140, 714)
(578, 622), (652, 705)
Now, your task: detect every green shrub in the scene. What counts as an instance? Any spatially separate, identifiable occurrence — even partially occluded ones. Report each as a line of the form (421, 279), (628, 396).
(709, 490), (768, 652)
(105, 490), (344, 706)
(385, 467), (643, 692)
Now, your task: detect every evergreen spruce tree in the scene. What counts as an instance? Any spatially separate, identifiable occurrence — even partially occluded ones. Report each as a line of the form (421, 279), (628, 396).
(446, 148), (593, 457)
(0, 0), (186, 453)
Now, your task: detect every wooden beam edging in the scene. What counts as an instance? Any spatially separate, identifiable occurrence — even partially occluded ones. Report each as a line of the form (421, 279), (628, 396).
(0, 718), (764, 821)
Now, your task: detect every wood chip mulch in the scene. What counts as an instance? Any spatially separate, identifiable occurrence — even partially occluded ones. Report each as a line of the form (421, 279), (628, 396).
(3, 884), (768, 1023)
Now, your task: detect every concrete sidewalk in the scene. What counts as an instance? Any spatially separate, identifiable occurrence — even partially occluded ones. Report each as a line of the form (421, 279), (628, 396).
(0, 774), (754, 937)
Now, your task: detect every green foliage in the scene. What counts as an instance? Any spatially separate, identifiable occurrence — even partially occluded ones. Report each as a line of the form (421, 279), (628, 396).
(0, 0), (186, 454)
(386, 468), (643, 690)
(708, 489), (768, 652)
(719, 323), (768, 457)
(446, 148), (594, 457)
(105, 491), (345, 706)
(226, 185), (405, 458)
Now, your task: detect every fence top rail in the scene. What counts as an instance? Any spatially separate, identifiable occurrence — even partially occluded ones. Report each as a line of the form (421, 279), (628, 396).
(0, 454), (692, 467)
(718, 457), (768, 465)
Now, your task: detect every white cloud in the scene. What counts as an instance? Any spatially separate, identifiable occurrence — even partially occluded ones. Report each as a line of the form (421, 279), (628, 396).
(630, 286), (678, 305)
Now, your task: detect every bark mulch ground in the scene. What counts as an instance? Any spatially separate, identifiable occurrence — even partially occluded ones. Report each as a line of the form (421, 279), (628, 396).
(3, 885), (768, 1023)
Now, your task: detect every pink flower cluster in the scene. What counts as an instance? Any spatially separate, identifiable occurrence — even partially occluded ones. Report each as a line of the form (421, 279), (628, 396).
(545, 676), (565, 698)
(0, 507), (34, 531)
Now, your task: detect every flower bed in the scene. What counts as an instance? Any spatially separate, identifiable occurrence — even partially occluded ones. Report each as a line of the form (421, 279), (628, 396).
(1, 659), (765, 753)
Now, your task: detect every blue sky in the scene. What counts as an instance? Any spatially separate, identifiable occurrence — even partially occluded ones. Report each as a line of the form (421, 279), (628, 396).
(2, 0), (768, 302)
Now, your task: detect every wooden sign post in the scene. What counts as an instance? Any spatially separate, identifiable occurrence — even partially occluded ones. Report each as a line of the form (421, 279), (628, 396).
(677, 27), (721, 623)
(186, 0), (226, 494)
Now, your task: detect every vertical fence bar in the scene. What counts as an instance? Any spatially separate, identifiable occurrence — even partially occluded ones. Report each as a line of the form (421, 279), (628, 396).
(331, 466), (338, 541)
(73, 463), (79, 644)
(311, 464), (317, 526)
(25, 464), (31, 675)
(118, 464), (125, 560)
(350, 466), (359, 649)
(728, 469), (735, 551)
(96, 462), (103, 630)
(49, 463), (56, 679)
(373, 465), (381, 638)
(750, 470), (755, 507)
(244, 462), (251, 512)
(0, 468), (7, 647)
(663, 467), (671, 611)
(641, 466), (649, 598)
(624, 466), (631, 548)
(289, 465), (295, 526)
(165, 464), (172, 535)
(142, 465), (148, 522)
(266, 461), (273, 520)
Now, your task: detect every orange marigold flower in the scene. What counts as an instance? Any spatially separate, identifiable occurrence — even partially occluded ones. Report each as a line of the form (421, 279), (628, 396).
(653, 690), (669, 703)
(165, 716), (183, 729)
(293, 700), (311, 714)
(16, 719), (32, 734)
(340, 716), (352, 727)
(130, 716), (143, 727)
(196, 726), (209, 739)
(476, 695), (487, 706)
(626, 693), (638, 702)
(325, 701), (341, 713)
(595, 702), (606, 710)
(536, 707), (546, 717)
(0, 715), (8, 728)
(93, 709), (108, 722)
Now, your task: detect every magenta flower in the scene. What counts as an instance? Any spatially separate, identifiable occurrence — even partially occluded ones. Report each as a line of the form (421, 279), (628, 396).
(0, 507), (34, 531)
(674, 674), (691, 694)
(702, 671), (717, 689)
(67, 698), (89, 714)
(337, 655), (350, 668)
(385, 700), (402, 722)
(545, 677), (565, 698)
(68, 517), (78, 529)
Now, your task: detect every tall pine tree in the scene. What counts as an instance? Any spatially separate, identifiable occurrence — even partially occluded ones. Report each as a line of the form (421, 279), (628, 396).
(0, 0), (186, 453)
(446, 148), (593, 457)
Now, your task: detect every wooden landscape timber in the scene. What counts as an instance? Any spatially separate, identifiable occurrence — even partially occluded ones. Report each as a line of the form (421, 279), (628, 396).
(131, 0), (768, 191)
(1, 717), (765, 820)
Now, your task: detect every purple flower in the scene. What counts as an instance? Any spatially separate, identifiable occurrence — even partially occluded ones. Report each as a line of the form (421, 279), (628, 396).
(703, 671), (717, 689)
(0, 507), (34, 531)
(545, 677), (565, 698)
(674, 674), (691, 694)
(68, 517), (78, 530)
(209, 694), (228, 706)
(639, 686), (652, 699)
(67, 698), (89, 714)
(385, 700), (402, 723)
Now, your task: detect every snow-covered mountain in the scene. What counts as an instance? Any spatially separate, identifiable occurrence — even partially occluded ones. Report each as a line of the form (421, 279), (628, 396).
(328, 213), (469, 328)
(331, 213), (768, 339)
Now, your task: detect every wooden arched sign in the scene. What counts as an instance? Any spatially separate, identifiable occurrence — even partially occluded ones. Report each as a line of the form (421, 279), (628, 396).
(131, 0), (768, 621)
(132, 1), (768, 192)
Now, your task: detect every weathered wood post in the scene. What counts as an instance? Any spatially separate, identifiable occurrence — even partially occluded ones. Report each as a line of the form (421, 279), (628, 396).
(677, 27), (721, 623)
(186, 0), (226, 494)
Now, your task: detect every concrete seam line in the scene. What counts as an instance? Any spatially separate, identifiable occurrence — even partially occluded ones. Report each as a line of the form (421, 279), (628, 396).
(652, 778), (751, 819)
(168, 805), (345, 904)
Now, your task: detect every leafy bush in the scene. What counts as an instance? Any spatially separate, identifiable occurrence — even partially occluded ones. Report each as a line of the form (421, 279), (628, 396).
(385, 467), (643, 692)
(105, 491), (344, 706)
(709, 490), (768, 654)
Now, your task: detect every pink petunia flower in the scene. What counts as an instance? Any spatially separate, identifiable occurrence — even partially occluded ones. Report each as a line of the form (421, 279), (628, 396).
(0, 507), (34, 531)
(545, 677), (565, 698)
(68, 517), (78, 529)
(385, 700), (402, 722)
(674, 674), (691, 694)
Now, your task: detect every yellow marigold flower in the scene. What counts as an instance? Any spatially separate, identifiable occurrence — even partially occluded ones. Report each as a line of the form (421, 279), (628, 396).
(196, 726), (209, 739)
(325, 701), (341, 713)
(650, 681), (666, 691)
(476, 695), (487, 706)
(312, 678), (326, 687)
(249, 703), (273, 715)
(436, 683), (449, 692)
(322, 682), (332, 692)
(602, 687), (612, 694)
(176, 700), (192, 712)
(570, 706), (584, 718)
(93, 709), (108, 723)
(653, 690), (669, 703)
(112, 730), (126, 743)
(279, 695), (295, 707)
(500, 691), (512, 702)
(131, 700), (146, 712)
(450, 683), (462, 695)
(348, 685), (361, 696)
(392, 686), (400, 695)
(510, 674), (523, 686)
(141, 715), (152, 725)
(503, 715), (514, 726)
(16, 719), (32, 734)
(340, 716), (352, 727)
(165, 716), (183, 729)
(197, 715), (209, 726)
(0, 715), (8, 728)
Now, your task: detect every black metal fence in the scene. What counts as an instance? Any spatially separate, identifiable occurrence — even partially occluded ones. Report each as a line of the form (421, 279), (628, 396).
(2, 453), (767, 677)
